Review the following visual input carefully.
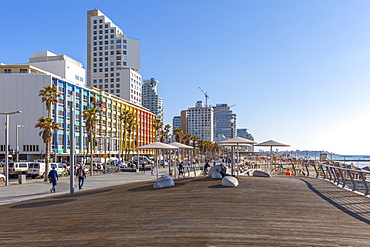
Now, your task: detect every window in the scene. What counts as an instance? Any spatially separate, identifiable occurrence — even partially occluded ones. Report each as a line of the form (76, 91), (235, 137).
(110, 90), (114, 93)
(4, 69), (11, 73)
(93, 53), (97, 56)
(93, 79), (97, 84)
(93, 69), (97, 73)
(105, 57), (108, 61)
(123, 45), (127, 49)
(99, 36), (103, 40)
(104, 85), (108, 88)
(105, 24), (108, 28)
(99, 25), (103, 28)
(111, 29), (114, 33)
(110, 40), (114, 44)
(110, 35), (115, 38)
(93, 20), (97, 24)
(99, 79), (102, 83)
(105, 68), (108, 72)
(99, 20), (103, 23)
(105, 40), (108, 44)
(98, 68), (102, 72)
(20, 69), (27, 73)
(105, 79), (108, 83)
(93, 25), (97, 29)
(105, 62), (108, 66)
(110, 67), (114, 71)
(116, 84), (120, 87)
(99, 41), (103, 45)
(123, 40), (127, 43)
(110, 78), (114, 82)
(105, 35), (108, 39)
(123, 51), (127, 55)
(99, 30), (103, 34)
(116, 73), (120, 76)
(110, 84), (114, 88)
(116, 40), (121, 43)
(116, 45), (121, 49)
(110, 62), (114, 66)
(116, 78), (120, 82)
(105, 30), (108, 34)
(116, 56), (121, 60)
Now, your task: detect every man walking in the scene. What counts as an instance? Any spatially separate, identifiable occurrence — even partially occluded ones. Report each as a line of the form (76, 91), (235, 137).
(48, 166), (58, 193)
(76, 165), (86, 190)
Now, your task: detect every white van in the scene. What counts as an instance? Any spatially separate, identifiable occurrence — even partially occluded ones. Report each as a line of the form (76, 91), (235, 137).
(8, 162), (29, 177)
(28, 162), (64, 178)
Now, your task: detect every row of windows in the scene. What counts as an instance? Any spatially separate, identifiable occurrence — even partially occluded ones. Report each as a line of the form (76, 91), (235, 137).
(93, 39), (126, 45)
(93, 51), (127, 57)
(93, 45), (127, 51)
(75, 75), (84, 82)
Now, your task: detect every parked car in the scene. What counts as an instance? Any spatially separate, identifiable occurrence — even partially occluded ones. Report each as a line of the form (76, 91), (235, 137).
(28, 162), (64, 178)
(0, 173), (6, 183)
(8, 162), (29, 177)
(131, 156), (154, 165)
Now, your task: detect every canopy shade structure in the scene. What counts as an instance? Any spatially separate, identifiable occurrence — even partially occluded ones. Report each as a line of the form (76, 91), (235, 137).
(136, 142), (178, 180)
(218, 137), (256, 176)
(168, 142), (194, 149)
(136, 142), (178, 150)
(218, 137), (257, 145)
(254, 140), (290, 147)
(255, 140), (290, 172)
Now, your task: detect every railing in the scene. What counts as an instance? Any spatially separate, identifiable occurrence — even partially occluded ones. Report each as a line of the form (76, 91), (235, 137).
(301, 162), (370, 196)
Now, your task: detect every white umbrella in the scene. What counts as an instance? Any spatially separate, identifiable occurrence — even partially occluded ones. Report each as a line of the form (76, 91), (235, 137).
(137, 142), (178, 180)
(219, 137), (257, 175)
(254, 140), (290, 171)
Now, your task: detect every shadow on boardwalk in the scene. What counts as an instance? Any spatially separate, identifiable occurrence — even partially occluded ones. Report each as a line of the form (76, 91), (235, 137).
(1, 176), (370, 246)
(300, 178), (370, 225)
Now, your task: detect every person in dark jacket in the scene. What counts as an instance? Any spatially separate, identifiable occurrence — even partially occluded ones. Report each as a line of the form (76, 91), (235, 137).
(76, 165), (87, 190)
(48, 166), (58, 193)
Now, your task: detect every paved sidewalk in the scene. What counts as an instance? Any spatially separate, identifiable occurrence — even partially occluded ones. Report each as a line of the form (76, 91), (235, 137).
(0, 167), (171, 206)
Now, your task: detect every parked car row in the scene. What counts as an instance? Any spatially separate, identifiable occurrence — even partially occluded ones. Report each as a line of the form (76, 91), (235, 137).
(0, 162), (68, 178)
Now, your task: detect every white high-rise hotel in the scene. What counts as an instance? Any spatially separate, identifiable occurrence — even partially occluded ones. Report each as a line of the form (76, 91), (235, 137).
(87, 9), (142, 105)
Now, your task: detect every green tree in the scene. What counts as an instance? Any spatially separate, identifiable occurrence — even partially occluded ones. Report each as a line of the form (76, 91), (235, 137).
(35, 117), (60, 180)
(173, 128), (184, 143)
(83, 107), (98, 176)
(38, 85), (60, 181)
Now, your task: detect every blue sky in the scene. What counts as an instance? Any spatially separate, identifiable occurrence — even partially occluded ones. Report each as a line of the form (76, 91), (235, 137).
(2, 0), (370, 154)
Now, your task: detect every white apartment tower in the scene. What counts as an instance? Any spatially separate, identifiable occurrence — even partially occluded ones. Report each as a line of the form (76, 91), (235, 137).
(187, 101), (214, 142)
(142, 78), (164, 122)
(87, 9), (142, 105)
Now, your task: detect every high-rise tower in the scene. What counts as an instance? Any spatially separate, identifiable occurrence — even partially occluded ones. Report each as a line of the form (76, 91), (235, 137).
(87, 9), (142, 105)
(142, 78), (164, 122)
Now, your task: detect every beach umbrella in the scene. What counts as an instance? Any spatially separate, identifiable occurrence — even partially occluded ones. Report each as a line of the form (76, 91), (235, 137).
(219, 137), (257, 175)
(254, 140), (290, 172)
(137, 142), (178, 180)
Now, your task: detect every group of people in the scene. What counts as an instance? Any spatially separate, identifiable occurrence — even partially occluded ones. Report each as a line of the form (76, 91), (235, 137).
(47, 164), (87, 193)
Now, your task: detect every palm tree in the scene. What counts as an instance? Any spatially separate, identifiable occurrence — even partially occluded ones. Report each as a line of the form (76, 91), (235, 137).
(190, 135), (198, 160)
(119, 109), (131, 161)
(83, 107), (98, 176)
(125, 113), (136, 160)
(38, 85), (60, 181)
(35, 117), (60, 180)
(153, 119), (163, 141)
(173, 128), (184, 143)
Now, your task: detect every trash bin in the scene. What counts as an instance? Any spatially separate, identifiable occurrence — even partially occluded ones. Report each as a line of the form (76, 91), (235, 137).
(18, 174), (26, 184)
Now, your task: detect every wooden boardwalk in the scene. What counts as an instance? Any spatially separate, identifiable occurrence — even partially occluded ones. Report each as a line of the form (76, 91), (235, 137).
(1, 176), (370, 246)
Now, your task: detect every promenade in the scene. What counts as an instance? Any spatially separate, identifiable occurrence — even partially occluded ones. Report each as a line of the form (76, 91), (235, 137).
(1, 171), (370, 246)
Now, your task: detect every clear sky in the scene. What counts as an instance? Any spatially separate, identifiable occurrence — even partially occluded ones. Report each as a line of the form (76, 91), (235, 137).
(1, 0), (370, 155)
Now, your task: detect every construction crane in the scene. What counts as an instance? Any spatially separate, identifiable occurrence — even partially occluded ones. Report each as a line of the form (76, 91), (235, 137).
(214, 104), (236, 113)
(198, 87), (209, 107)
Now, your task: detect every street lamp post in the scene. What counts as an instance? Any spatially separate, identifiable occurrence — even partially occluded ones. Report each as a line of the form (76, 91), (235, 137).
(0, 111), (22, 186)
(16, 124), (24, 162)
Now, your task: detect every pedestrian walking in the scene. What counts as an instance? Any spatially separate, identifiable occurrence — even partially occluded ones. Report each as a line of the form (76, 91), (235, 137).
(141, 163), (145, 173)
(150, 165), (155, 177)
(48, 166), (58, 193)
(178, 161), (185, 178)
(76, 165), (87, 190)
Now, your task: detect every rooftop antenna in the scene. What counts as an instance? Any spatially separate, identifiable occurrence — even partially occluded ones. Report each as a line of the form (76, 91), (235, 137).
(199, 87), (209, 107)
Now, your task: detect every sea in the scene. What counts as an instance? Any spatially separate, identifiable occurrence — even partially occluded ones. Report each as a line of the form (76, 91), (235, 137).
(275, 151), (370, 168)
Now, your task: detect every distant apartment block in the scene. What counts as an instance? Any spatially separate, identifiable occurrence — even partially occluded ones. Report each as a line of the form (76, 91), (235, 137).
(142, 78), (164, 122)
(187, 101), (214, 142)
(87, 9), (142, 105)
